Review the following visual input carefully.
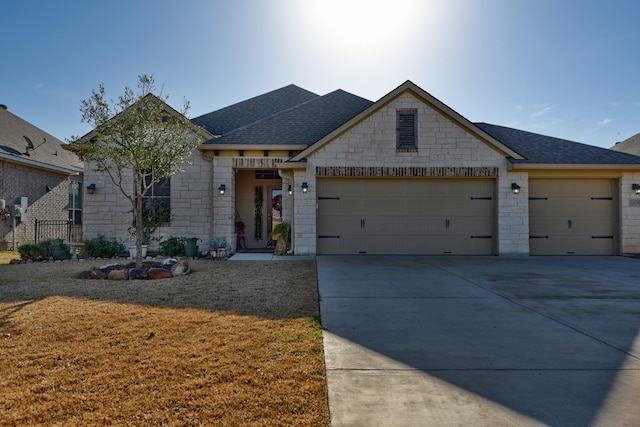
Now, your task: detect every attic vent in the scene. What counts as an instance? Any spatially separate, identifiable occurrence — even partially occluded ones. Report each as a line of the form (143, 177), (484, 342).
(397, 108), (417, 149)
(0, 104), (7, 110)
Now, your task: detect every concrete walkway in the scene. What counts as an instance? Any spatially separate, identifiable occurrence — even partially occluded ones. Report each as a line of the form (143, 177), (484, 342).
(228, 252), (314, 261)
(317, 256), (640, 427)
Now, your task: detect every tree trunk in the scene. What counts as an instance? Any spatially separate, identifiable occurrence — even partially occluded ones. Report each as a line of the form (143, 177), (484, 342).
(135, 193), (144, 269)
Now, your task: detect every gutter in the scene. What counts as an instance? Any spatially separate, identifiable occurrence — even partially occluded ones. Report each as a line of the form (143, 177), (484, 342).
(0, 152), (81, 175)
(198, 144), (308, 152)
(508, 162), (640, 171)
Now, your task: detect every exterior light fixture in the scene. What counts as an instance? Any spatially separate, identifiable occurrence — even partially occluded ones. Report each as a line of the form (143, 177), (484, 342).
(218, 184), (226, 195)
(511, 183), (521, 194)
(287, 185), (292, 195)
(633, 183), (640, 195)
(301, 182), (309, 193)
(86, 183), (96, 194)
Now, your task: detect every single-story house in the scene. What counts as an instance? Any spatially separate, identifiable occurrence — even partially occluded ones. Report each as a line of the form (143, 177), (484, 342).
(0, 104), (84, 249)
(79, 80), (640, 256)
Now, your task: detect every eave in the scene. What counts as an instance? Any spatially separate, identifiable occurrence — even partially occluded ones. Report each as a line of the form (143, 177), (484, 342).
(0, 152), (82, 175)
(275, 161), (307, 170)
(508, 162), (640, 171)
(198, 144), (308, 152)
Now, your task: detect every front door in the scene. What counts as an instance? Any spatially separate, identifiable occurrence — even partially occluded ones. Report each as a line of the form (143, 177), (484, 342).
(268, 187), (282, 244)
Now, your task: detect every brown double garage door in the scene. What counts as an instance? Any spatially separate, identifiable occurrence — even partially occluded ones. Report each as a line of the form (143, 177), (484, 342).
(316, 178), (618, 255)
(317, 178), (496, 255)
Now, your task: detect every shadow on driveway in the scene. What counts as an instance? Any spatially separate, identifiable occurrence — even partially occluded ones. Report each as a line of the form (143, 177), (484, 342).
(318, 256), (640, 426)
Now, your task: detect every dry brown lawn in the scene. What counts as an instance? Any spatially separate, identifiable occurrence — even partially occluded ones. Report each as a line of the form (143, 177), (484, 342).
(0, 257), (329, 426)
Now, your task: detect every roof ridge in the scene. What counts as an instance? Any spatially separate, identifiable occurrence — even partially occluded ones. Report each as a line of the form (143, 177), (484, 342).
(193, 84), (319, 120)
(205, 89), (368, 142)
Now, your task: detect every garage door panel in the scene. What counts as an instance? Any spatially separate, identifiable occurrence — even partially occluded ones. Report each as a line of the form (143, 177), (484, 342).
(317, 178), (496, 255)
(529, 179), (618, 255)
(530, 236), (615, 256)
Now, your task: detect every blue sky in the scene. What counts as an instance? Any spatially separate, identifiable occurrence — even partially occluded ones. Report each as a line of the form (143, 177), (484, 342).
(2, 0), (640, 148)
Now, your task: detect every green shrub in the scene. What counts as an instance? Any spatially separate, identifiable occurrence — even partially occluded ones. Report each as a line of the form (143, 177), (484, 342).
(18, 243), (47, 261)
(41, 239), (72, 260)
(88, 235), (125, 258)
(159, 236), (186, 256)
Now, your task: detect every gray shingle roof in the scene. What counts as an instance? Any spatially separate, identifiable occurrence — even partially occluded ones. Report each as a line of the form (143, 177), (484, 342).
(0, 106), (83, 173)
(475, 122), (640, 164)
(205, 89), (373, 146)
(192, 84), (319, 135)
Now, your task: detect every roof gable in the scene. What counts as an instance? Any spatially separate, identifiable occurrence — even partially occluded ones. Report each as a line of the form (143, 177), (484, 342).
(476, 123), (640, 167)
(0, 106), (83, 174)
(203, 89), (373, 148)
(290, 80), (523, 162)
(68, 93), (212, 148)
(192, 84), (319, 135)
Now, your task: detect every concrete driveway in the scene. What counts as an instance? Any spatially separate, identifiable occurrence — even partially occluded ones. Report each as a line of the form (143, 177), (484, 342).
(317, 256), (640, 427)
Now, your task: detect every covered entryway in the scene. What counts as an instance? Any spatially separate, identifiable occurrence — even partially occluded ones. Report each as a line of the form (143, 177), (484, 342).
(234, 169), (282, 250)
(316, 178), (496, 255)
(529, 179), (619, 255)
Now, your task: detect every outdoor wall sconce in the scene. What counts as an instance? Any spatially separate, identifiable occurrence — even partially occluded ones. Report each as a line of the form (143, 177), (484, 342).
(218, 184), (226, 195)
(301, 182), (309, 193)
(287, 185), (292, 195)
(511, 183), (521, 194)
(86, 183), (96, 194)
(633, 183), (640, 195)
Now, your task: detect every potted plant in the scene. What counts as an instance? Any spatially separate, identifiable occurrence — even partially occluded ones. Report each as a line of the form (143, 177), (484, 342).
(184, 237), (199, 258)
(271, 222), (290, 256)
(208, 237), (229, 259)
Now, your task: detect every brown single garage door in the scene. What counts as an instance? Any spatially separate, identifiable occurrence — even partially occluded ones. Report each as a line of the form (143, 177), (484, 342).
(317, 178), (496, 255)
(529, 179), (618, 255)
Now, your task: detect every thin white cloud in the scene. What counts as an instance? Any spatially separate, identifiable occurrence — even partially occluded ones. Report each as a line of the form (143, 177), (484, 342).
(596, 118), (614, 127)
(530, 104), (554, 119)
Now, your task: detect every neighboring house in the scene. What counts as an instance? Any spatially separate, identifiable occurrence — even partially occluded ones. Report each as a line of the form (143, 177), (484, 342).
(0, 104), (84, 249)
(611, 133), (640, 156)
(79, 81), (640, 256)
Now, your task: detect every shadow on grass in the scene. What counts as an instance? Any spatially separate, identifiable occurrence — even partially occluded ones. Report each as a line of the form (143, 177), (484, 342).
(0, 259), (319, 320)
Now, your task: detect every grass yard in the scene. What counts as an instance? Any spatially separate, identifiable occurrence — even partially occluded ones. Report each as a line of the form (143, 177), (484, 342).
(0, 250), (17, 264)
(0, 258), (329, 426)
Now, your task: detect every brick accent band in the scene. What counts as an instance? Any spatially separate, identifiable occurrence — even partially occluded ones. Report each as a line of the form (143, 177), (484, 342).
(316, 166), (499, 178)
(234, 158), (287, 169)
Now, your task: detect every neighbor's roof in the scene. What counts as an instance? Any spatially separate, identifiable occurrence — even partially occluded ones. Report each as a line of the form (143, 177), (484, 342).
(202, 89), (373, 148)
(192, 84), (320, 136)
(611, 133), (640, 156)
(475, 122), (640, 167)
(0, 106), (83, 174)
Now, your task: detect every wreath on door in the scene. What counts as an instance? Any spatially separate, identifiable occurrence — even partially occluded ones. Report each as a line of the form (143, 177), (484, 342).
(254, 186), (263, 240)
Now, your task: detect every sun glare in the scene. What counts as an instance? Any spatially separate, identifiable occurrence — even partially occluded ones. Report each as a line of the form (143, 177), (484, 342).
(300, 0), (428, 59)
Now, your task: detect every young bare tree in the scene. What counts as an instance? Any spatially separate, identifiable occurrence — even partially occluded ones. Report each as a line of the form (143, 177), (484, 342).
(70, 75), (201, 268)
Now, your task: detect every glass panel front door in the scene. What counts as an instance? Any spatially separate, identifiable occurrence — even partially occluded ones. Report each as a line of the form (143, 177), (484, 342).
(269, 188), (282, 241)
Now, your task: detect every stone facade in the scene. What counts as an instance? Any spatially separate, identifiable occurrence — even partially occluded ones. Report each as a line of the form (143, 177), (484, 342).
(83, 147), (213, 253)
(621, 172), (640, 254)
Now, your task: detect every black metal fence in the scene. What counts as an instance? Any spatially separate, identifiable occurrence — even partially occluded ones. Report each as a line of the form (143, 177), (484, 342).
(34, 219), (82, 243)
